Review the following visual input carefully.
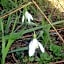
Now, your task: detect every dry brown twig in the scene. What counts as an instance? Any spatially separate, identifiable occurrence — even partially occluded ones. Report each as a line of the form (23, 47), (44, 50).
(32, 0), (64, 43)
(50, 28), (64, 32)
(50, 60), (64, 64)
(11, 47), (18, 63)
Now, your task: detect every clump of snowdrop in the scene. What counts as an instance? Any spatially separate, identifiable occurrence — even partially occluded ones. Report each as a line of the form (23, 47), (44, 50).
(29, 32), (45, 57)
(22, 11), (33, 24)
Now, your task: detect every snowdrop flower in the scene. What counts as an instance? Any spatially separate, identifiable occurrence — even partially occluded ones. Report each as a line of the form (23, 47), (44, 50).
(22, 11), (33, 23)
(29, 38), (45, 57)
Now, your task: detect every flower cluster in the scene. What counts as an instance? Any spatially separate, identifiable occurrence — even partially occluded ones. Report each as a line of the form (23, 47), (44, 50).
(22, 10), (45, 57)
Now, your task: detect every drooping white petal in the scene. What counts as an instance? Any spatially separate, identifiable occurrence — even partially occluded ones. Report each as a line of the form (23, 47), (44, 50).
(38, 42), (45, 53)
(29, 45), (35, 57)
(29, 38), (45, 57)
(22, 11), (33, 23)
(30, 39), (39, 48)
(22, 15), (25, 23)
(25, 11), (33, 23)
(27, 17), (31, 23)
(29, 41), (35, 56)
(29, 39), (38, 57)
(26, 12), (33, 20)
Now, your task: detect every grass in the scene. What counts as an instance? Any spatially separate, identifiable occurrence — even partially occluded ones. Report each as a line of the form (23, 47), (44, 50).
(0, 0), (64, 64)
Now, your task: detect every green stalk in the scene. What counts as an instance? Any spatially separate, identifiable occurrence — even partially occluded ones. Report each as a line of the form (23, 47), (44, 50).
(0, 19), (5, 64)
(2, 16), (18, 63)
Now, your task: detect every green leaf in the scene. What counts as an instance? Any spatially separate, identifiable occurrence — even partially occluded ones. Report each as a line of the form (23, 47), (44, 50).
(8, 46), (28, 53)
(41, 20), (51, 44)
(29, 57), (34, 62)
(0, 18), (6, 64)
(40, 52), (53, 64)
(5, 15), (12, 34)
(1, 0), (8, 7)
(50, 43), (61, 56)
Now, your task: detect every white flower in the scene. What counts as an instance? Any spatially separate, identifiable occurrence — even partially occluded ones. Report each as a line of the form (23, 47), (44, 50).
(22, 11), (33, 23)
(29, 38), (45, 57)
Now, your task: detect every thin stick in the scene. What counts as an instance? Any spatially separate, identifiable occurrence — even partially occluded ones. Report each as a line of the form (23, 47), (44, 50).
(0, 2), (32, 19)
(32, 0), (64, 43)
(50, 28), (64, 32)
(50, 60), (64, 64)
